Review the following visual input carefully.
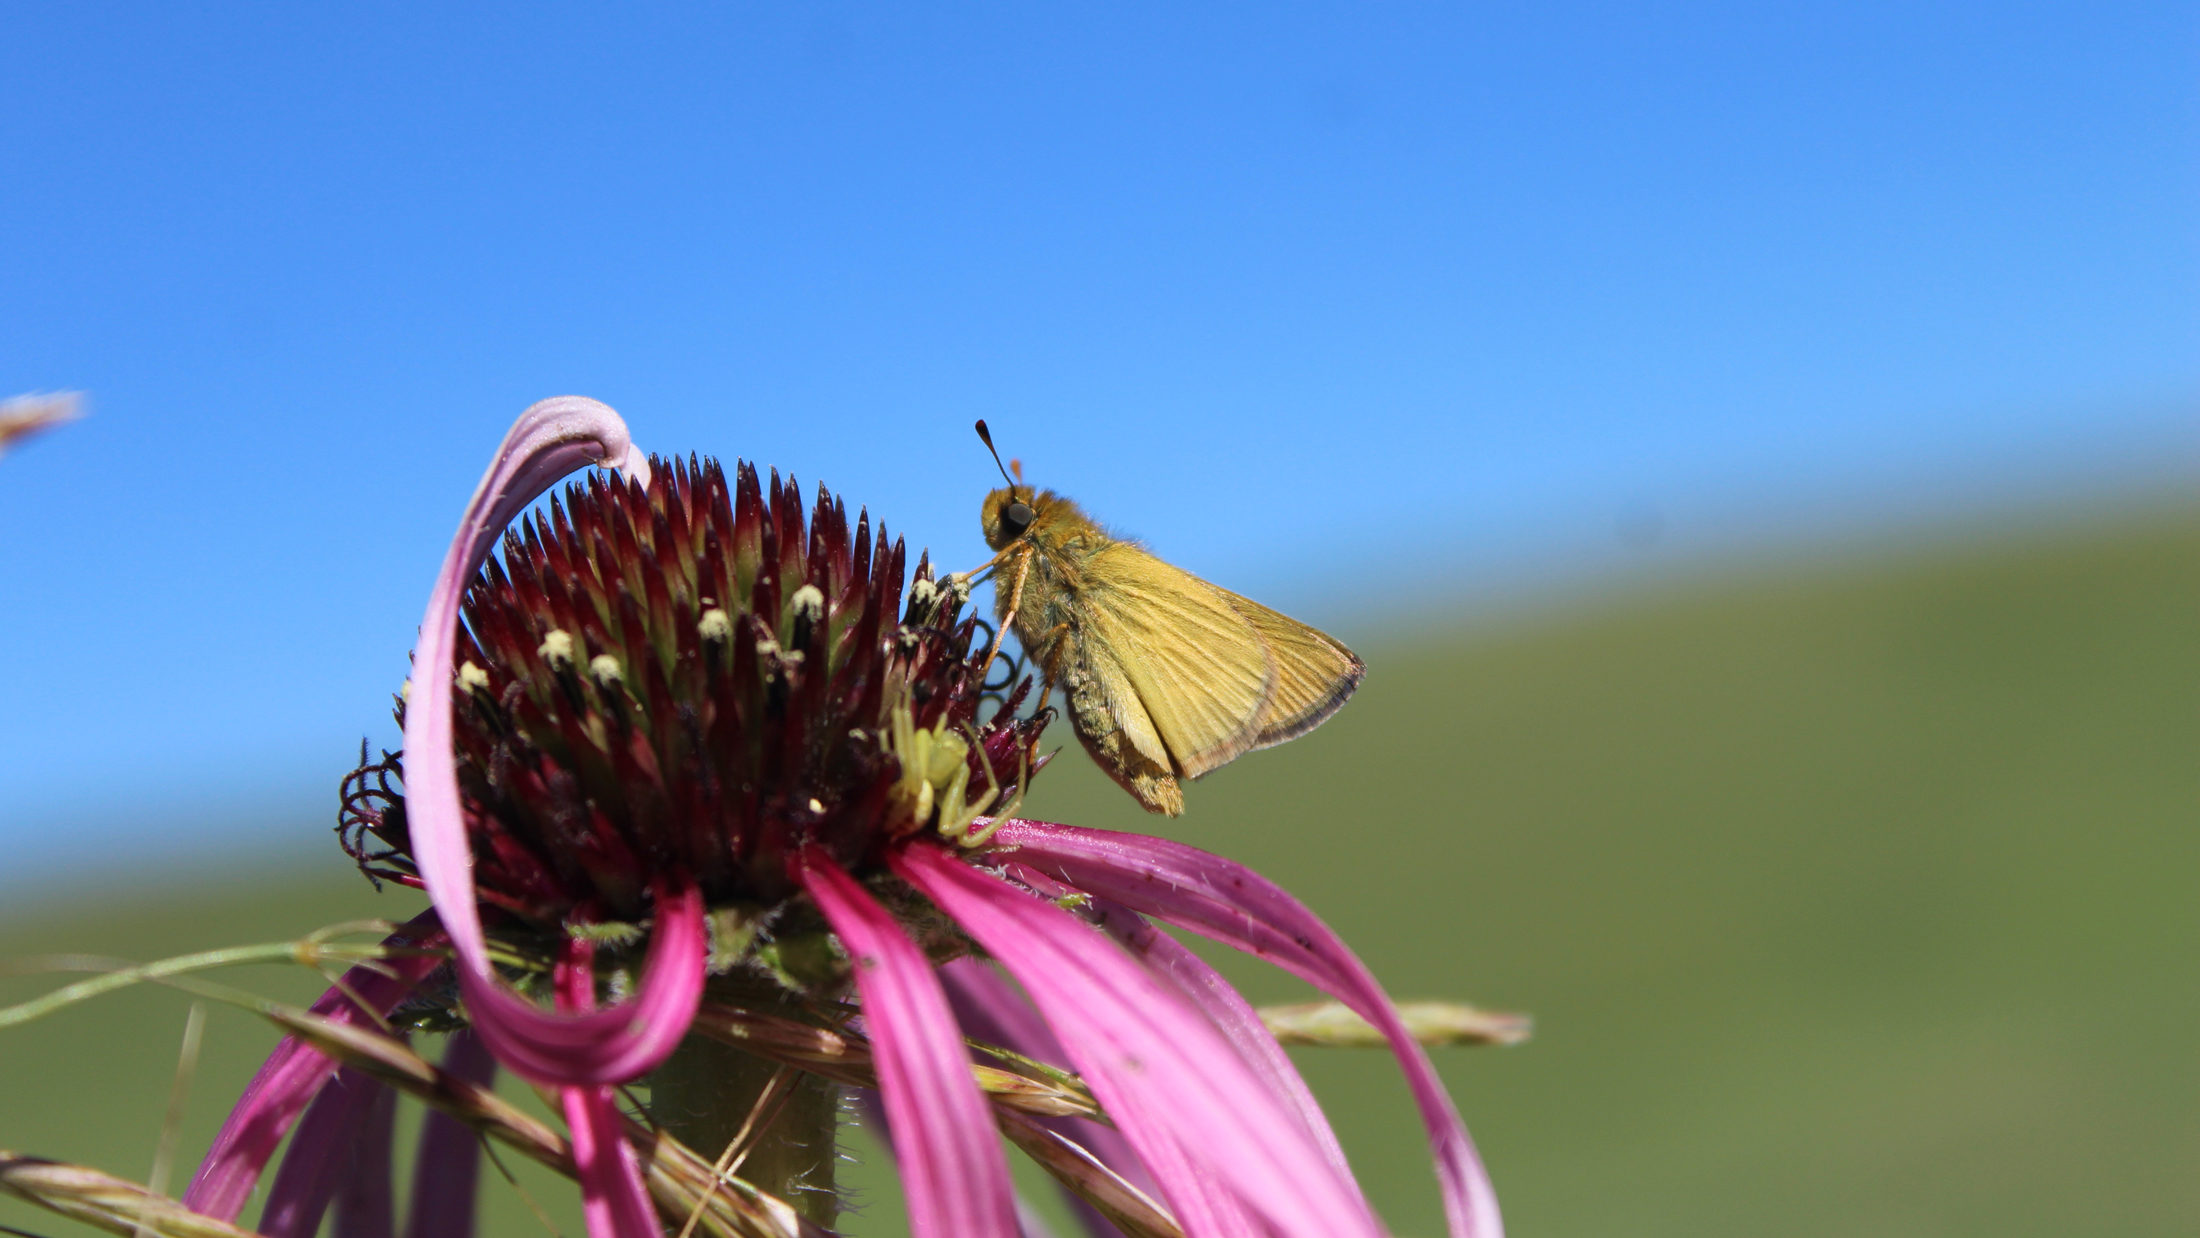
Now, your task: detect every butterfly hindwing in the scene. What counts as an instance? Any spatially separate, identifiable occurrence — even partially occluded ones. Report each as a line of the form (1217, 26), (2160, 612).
(1077, 543), (1277, 778)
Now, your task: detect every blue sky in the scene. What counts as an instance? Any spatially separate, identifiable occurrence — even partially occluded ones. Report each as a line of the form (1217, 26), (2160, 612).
(2, 3), (2194, 876)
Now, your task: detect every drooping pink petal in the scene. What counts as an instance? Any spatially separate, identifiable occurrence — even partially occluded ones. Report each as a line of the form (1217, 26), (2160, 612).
(894, 845), (1385, 1238)
(942, 928), (1254, 1238)
(988, 819), (1504, 1238)
(258, 1068), (387, 1238)
(1122, 1120), (1257, 1238)
(555, 936), (661, 1238)
(796, 847), (1020, 1238)
(335, 1078), (398, 1238)
(561, 1086), (657, 1238)
(402, 1031), (496, 1238)
(848, 1090), (1094, 1238)
(937, 959), (1159, 1237)
(1080, 893), (1351, 1180)
(186, 915), (449, 1222)
(946, 960), (1243, 1238)
(400, 397), (708, 1086)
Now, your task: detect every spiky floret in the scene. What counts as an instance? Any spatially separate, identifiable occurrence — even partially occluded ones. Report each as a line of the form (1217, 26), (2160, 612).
(342, 456), (1044, 930)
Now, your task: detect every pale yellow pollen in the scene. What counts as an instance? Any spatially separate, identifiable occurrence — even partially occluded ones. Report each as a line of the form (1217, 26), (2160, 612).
(697, 608), (732, 641)
(457, 661), (491, 694)
(538, 629), (576, 667)
(589, 654), (623, 684)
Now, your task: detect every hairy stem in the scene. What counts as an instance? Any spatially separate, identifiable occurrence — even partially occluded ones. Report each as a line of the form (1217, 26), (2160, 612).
(647, 979), (841, 1226)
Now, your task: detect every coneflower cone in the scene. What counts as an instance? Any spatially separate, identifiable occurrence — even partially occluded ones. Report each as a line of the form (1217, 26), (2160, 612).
(345, 453), (1040, 936)
(331, 442), (1045, 1226)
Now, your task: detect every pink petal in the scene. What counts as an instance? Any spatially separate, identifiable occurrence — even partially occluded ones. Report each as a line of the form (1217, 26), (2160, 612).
(988, 820), (1504, 1238)
(943, 917), (1256, 1238)
(402, 1031), (496, 1238)
(937, 959), (1158, 1236)
(949, 968), (1242, 1238)
(562, 1086), (658, 1238)
(555, 936), (662, 1238)
(894, 845), (1384, 1238)
(400, 397), (707, 1086)
(335, 1078), (399, 1238)
(258, 1068), (387, 1238)
(186, 915), (449, 1222)
(1078, 892), (1351, 1180)
(461, 881), (709, 1085)
(796, 848), (1020, 1238)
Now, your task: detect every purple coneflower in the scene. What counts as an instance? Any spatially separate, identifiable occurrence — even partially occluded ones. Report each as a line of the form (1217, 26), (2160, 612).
(180, 398), (1504, 1238)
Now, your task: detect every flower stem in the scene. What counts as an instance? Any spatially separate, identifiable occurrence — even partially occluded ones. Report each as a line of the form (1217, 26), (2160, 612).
(647, 979), (841, 1226)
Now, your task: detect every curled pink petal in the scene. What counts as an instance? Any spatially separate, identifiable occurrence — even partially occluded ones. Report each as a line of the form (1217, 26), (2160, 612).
(403, 1031), (496, 1238)
(797, 848), (1020, 1238)
(894, 845), (1384, 1238)
(401, 397), (706, 1086)
(556, 937), (661, 1238)
(988, 819), (1504, 1238)
(186, 915), (449, 1221)
(460, 881), (708, 1085)
(258, 1069), (387, 1238)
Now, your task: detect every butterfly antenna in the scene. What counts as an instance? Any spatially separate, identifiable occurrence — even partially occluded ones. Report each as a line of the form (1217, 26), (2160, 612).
(974, 419), (1021, 501)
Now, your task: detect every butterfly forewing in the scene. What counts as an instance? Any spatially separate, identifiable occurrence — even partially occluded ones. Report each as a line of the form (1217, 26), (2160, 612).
(1081, 544), (1277, 777)
(1213, 587), (1367, 747)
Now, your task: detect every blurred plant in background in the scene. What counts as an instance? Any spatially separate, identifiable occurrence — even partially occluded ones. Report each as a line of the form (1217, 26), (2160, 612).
(0, 392), (83, 460)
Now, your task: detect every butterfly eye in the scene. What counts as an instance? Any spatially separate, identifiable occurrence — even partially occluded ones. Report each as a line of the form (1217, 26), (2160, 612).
(1003, 501), (1034, 537)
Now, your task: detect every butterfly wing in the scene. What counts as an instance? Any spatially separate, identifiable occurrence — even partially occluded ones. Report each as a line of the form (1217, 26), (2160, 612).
(1210, 587), (1366, 748)
(1078, 543), (1278, 778)
(1077, 635), (1173, 771)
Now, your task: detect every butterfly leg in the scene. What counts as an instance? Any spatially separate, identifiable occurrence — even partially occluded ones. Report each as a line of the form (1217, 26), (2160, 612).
(950, 545), (1016, 587)
(977, 551), (1033, 680)
(1024, 620), (1075, 703)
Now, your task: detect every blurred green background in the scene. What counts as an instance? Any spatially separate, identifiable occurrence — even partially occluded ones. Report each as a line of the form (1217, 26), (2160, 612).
(5, 499), (2195, 1237)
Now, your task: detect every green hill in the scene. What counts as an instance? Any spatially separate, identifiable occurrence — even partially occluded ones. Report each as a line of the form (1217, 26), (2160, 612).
(6, 504), (2196, 1237)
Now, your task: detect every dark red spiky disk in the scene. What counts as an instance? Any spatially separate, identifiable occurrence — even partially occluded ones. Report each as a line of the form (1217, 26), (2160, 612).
(341, 456), (1043, 930)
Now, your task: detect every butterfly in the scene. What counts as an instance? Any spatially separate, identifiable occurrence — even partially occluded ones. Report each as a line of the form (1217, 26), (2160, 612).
(966, 421), (1363, 815)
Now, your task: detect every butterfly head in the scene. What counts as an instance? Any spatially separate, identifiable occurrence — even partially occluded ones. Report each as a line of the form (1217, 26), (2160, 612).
(975, 419), (1043, 550)
(980, 485), (1042, 550)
